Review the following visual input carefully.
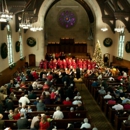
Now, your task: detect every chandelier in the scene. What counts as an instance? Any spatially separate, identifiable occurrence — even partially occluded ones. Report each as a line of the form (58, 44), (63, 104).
(0, 0), (13, 22)
(101, 27), (108, 32)
(19, 12), (31, 29)
(30, 26), (43, 32)
(114, 27), (124, 33)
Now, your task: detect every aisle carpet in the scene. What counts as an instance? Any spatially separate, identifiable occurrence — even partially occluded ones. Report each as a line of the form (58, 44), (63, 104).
(75, 79), (114, 130)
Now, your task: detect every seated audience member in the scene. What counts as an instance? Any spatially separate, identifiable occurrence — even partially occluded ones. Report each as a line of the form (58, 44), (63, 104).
(30, 120), (40, 130)
(98, 87), (106, 95)
(68, 107), (75, 118)
(80, 118), (91, 129)
(73, 92), (82, 99)
(72, 99), (82, 105)
(8, 110), (14, 120)
(20, 105), (27, 118)
(103, 92), (112, 99)
(112, 103), (124, 110)
(33, 97), (39, 105)
(39, 114), (50, 130)
(5, 99), (14, 111)
(91, 81), (98, 87)
(121, 96), (130, 104)
(28, 90), (37, 99)
(76, 102), (84, 110)
(30, 114), (41, 129)
(19, 94), (30, 107)
(54, 97), (62, 104)
(17, 113), (29, 129)
(123, 101), (130, 110)
(63, 97), (72, 105)
(123, 114), (130, 126)
(52, 106), (64, 119)
(50, 89), (56, 103)
(27, 105), (32, 112)
(43, 95), (51, 105)
(4, 127), (12, 130)
(0, 114), (4, 129)
(66, 123), (74, 130)
(107, 98), (116, 105)
(36, 100), (46, 111)
(13, 108), (20, 120)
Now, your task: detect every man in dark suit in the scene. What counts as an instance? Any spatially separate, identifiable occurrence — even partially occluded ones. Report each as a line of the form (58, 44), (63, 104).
(17, 113), (29, 130)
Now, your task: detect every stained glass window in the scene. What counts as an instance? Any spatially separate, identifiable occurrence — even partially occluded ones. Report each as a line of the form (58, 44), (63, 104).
(7, 24), (13, 65)
(58, 9), (77, 28)
(19, 29), (23, 58)
(118, 30), (125, 58)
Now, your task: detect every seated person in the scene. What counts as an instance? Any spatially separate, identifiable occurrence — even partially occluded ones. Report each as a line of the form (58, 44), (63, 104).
(73, 92), (82, 100)
(52, 106), (64, 119)
(72, 99), (82, 105)
(66, 123), (74, 130)
(76, 102), (84, 110)
(98, 87), (106, 95)
(80, 118), (91, 129)
(103, 92), (112, 99)
(68, 107), (75, 118)
(8, 110), (14, 120)
(112, 103), (124, 111)
(36, 100), (46, 111)
(63, 97), (72, 105)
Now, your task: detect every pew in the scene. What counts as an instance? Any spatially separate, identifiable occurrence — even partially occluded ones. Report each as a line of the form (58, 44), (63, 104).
(114, 114), (128, 130)
(122, 122), (130, 130)
(4, 118), (90, 129)
(3, 110), (88, 120)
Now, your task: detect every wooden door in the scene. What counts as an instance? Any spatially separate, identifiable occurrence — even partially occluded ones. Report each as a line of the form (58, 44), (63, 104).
(29, 54), (36, 67)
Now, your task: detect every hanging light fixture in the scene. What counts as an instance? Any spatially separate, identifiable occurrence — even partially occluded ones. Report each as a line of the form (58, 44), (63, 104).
(30, 23), (43, 32)
(114, 26), (124, 33)
(114, 20), (124, 33)
(101, 27), (108, 32)
(19, 12), (31, 29)
(0, 0), (13, 22)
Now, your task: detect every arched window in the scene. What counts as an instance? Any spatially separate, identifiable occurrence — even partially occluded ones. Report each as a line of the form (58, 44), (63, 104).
(118, 30), (125, 58)
(7, 24), (13, 65)
(19, 29), (23, 58)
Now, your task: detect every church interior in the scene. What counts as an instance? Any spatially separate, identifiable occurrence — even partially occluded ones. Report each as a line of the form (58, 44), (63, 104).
(0, 0), (130, 130)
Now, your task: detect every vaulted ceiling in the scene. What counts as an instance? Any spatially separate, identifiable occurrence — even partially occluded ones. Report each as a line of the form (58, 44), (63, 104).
(1, 0), (130, 33)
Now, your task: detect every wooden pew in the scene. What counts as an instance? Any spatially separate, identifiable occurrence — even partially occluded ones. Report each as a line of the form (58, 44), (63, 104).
(115, 114), (128, 130)
(3, 110), (88, 119)
(4, 118), (90, 129)
(122, 122), (130, 130)
(14, 104), (85, 111)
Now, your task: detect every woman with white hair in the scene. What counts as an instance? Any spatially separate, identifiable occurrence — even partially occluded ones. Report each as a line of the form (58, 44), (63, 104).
(52, 106), (64, 119)
(0, 114), (4, 129)
(80, 118), (91, 129)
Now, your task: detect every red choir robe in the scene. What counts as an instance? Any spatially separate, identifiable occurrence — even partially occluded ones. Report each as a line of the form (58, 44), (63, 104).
(39, 60), (44, 68)
(63, 60), (67, 69)
(43, 60), (48, 69)
(53, 59), (57, 69)
(48, 60), (53, 69)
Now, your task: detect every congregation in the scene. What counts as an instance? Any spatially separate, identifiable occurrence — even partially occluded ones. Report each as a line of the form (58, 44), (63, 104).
(0, 64), (99, 130)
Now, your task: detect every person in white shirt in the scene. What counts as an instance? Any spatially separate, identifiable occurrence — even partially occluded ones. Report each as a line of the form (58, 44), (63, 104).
(30, 114), (41, 128)
(103, 92), (112, 99)
(72, 99), (82, 105)
(74, 92), (82, 100)
(122, 71), (127, 78)
(80, 118), (91, 129)
(19, 95), (30, 107)
(52, 106), (64, 119)
(112, 103), (124, 110)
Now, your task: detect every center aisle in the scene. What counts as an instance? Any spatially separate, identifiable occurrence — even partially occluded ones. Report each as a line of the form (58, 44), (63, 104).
(75, 79), (114, 130)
